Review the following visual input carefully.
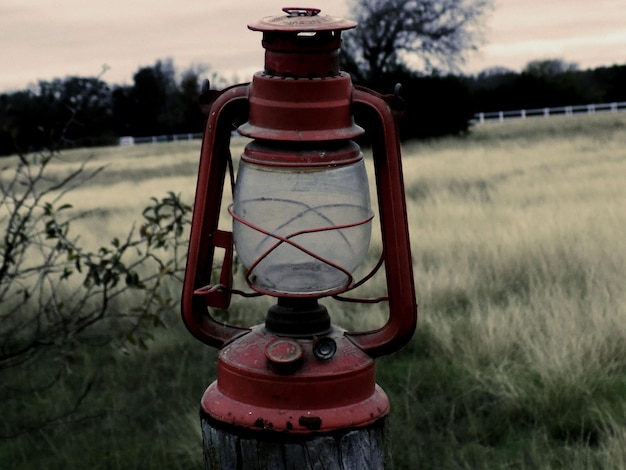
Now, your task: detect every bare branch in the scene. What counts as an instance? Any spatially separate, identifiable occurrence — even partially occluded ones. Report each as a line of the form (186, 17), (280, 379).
(342, 0), (492, 82)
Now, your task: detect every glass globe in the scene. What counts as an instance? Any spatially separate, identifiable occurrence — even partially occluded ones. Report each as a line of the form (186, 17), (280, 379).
(232, 142), (372, 296)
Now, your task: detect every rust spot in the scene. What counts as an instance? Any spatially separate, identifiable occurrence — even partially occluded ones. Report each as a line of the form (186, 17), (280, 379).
(298, 416), (322, 431)
(253, 418), (265, 428)
(286, 421), (293, 431)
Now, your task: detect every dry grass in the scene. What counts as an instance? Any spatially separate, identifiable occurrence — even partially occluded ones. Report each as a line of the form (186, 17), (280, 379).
(2, 112), (626, 468)
(405, 115), (626, 376)
(383, 114), (626, 467)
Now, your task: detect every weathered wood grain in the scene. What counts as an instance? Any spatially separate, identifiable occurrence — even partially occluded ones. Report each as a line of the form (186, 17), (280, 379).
(201, 414), (386, 469)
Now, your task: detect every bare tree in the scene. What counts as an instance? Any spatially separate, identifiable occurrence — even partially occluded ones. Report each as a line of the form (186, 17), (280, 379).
(342, 0), (492, 83)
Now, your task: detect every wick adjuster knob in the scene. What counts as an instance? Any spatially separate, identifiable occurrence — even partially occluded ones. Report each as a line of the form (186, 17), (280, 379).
(265, 338), (304, 372)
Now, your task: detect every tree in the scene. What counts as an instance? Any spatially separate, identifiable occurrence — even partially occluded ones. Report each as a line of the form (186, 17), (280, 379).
(0, 75), (116, 156)
(341, 0), (492, 84)
(56, 76), (115, 147)
(592, 64), (626, 103)
(111, 59), (228, 137)
(177, 65), (208, 134)
(128, 59), (179, 136)
(523, 59), (578, 78)
(516, 59), (584, 108)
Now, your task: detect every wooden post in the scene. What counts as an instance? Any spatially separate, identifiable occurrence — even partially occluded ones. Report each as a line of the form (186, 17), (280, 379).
(201, 412), (387, 470)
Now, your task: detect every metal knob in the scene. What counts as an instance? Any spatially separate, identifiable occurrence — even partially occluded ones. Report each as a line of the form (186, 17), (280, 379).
(265, 338), (303, 372)
(313, 337), (337, 360)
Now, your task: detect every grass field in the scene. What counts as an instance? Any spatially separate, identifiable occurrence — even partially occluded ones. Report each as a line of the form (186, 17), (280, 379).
(1, 112), (626, 468)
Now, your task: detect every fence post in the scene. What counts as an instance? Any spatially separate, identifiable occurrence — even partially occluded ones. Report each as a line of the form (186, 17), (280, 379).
(202, 415), (387, 469)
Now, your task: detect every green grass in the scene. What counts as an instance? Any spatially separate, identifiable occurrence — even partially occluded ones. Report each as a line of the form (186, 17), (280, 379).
(2, 112), (626, 468)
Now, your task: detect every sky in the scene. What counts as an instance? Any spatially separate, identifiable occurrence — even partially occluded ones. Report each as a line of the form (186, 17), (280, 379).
(1, 0), (626, 92)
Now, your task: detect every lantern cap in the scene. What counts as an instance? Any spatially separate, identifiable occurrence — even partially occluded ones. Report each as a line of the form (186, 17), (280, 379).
(248, 7), (357, 33)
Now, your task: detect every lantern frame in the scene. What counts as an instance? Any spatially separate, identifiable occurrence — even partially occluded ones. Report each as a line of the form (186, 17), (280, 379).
(181, 83), (417, 357)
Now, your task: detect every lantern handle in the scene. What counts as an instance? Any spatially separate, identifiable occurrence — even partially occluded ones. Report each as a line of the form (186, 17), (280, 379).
(181, 83), (252, 349)
(346, 85), (418, 358)
(282, 7), (321, 17)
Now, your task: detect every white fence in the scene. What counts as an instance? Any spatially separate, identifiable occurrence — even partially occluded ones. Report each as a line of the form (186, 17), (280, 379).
(119, 132), (203, 146)
(473, 101), (626, 124)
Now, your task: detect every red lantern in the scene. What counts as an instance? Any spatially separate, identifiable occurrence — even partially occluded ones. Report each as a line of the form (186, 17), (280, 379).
(182, 7), (417, 434)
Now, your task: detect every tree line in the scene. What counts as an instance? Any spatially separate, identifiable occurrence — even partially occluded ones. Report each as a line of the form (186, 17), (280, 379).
(466, 60), (626, 113)
(0, 59), (215, 156)
(2, 57), (625, 157)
